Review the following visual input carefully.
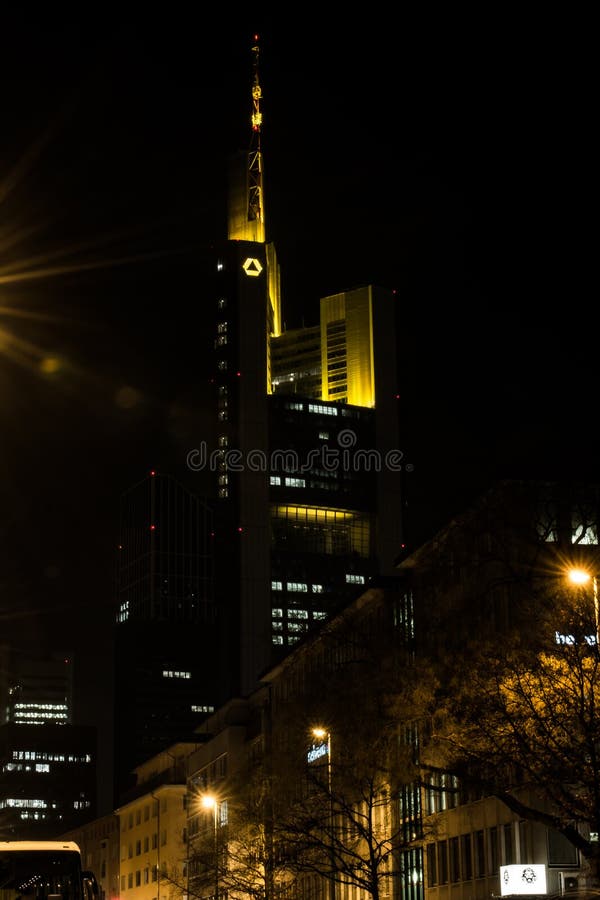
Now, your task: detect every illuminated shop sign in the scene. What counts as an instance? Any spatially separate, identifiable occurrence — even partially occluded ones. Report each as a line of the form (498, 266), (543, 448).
(500, 865), (547, 895)
(307, 741), (328, 764)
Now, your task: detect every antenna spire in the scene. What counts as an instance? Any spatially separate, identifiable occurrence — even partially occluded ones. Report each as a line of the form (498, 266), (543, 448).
(247, 34), (264, 231)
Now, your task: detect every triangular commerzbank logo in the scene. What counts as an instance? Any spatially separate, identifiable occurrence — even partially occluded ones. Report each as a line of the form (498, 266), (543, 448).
(243, 257), (263, 277)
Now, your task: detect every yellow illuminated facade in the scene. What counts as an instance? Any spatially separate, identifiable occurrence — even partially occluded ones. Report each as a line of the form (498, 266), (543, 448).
(271, 504), (372, 558)
(226, 35), (281, 394)
(320, 287), (376, 407)
(116, 784), (187, 900)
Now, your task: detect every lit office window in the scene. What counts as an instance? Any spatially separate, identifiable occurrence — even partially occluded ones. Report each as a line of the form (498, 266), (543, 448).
(286, 582), (308, 592)
(308, 404), (338, 416)
(345, 574), (365, 585)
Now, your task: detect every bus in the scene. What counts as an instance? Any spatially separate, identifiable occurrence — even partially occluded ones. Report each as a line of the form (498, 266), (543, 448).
(0, 842), (98, 900)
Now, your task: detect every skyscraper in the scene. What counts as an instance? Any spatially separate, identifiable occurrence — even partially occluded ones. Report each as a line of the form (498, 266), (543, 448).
(207, 38), (402, 696)
(113, 35), (403, 794)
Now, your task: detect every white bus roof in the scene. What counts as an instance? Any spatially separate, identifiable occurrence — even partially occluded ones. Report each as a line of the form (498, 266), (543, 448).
(0, 842), (81, 853)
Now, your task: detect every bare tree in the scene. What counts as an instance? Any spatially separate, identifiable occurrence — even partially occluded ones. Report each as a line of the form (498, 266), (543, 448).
(162, 756), (297, 900)
(427, 577), (600, 884)
(269, 592), (439, 900)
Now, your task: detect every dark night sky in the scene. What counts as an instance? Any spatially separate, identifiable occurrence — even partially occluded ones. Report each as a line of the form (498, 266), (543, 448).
(0, 11), (594, 812)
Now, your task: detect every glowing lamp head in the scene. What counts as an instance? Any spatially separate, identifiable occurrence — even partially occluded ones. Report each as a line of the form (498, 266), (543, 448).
(312, 727), (327, 739)
(201, 794), (217, 810)
(568, 568), (592, 586)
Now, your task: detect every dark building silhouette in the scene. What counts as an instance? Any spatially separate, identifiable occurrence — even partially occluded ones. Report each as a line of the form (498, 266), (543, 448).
(113, 473), (215, 801)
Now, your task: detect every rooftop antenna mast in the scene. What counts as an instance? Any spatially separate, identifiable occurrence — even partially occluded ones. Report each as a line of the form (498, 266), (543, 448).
(247, 34), (264, 232)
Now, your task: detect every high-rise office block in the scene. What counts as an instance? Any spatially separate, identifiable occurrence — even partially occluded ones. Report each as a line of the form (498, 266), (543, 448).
(112, 37), (403, 785)
(0, 645), (96, 837)
(207, 39), (402, 695)
(0, 645), (73, 725)
(113, 473), (215, 801)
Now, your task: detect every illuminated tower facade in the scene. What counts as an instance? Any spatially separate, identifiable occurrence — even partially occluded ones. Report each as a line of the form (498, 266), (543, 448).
(210, 36), (402, 696)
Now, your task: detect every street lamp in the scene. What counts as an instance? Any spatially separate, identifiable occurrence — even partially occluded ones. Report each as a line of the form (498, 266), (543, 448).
(311, 727), (335, 900)
(201, 794), (219, 900)
(566, 567), (599, 651)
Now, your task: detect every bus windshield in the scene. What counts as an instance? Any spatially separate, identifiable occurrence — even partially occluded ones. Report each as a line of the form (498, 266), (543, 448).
(0, 848), (83, 900)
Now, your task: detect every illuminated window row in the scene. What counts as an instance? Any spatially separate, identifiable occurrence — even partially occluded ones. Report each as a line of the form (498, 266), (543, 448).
(14, 703), (67, 711)
(12, 751), (91, 763)
(162, 670), (191, 679)
(191, 705), (215, 713)
(345, 574), (366, 584)
(272, 635), (301, 646)
(272, 609), (309, 620)
(14, 711), (68, 721)
(308, 404), (338, 416)
(536, 501), (599, 544)
(271, 581), (324, 593)
(1, 798), (47, 809)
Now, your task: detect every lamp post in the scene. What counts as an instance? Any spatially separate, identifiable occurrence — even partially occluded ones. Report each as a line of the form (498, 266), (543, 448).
(201, 794), (219, 900)
(312, 727), (335, 900)
(567, 567), (599, 651)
